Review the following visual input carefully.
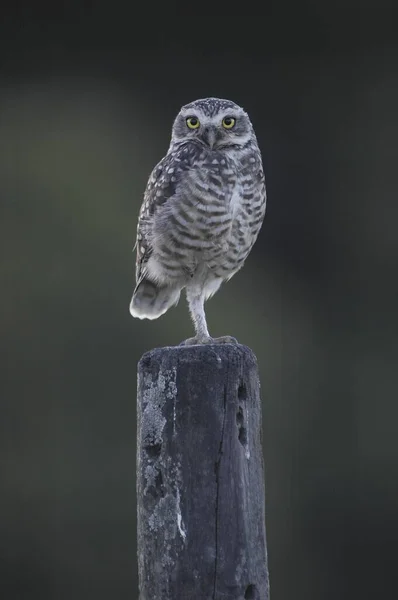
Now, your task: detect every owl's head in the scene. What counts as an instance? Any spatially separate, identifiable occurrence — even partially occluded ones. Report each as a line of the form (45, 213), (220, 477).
(171, 97), (254, 150)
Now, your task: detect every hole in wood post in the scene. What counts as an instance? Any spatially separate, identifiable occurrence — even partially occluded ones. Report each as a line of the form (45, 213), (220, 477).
(244, 583), (259, 599)
(238, 380), (247, 402)
(145, 442), (162, 458)
(139, 354), (151, 369)
(236, 406), (247, 446)
(236, 406), (244, 426)
(238, 425), (247, 446)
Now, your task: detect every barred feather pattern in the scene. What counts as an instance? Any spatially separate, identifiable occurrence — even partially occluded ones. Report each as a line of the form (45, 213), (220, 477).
(131, 97), (266, 323)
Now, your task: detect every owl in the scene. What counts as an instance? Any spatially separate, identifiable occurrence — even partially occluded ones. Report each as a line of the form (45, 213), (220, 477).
(129, 97), (266, 345)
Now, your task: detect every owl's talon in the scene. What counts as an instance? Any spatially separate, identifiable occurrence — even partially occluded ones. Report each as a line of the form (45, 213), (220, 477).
(179, 335), (215, 346)
(212, 335), (239, 344)
(179, 335), (238, 346)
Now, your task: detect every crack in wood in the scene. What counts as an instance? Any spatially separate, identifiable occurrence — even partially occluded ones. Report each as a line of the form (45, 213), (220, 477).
(213, 383), (227, 600)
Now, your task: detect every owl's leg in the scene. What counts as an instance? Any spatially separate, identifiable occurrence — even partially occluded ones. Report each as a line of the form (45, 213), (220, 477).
(180, 287), (238, 346)
(180, 288), (212, 345)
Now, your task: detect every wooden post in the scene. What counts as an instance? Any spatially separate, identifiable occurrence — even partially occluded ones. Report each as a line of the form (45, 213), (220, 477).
(136, 344), (269, 600)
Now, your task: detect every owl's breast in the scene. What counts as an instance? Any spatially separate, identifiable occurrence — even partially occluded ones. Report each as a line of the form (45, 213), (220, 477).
(147, 146), (265, 283)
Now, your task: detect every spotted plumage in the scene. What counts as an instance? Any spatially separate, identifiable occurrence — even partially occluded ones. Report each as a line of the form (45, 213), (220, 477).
(130, 97), (266, 344)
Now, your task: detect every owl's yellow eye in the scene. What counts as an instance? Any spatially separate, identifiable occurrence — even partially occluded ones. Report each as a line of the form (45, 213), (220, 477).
(222, 116), (236, 129)
(186, 116), (200, 129)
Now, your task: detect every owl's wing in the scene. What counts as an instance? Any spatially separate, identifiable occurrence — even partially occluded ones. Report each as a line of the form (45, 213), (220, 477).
(134, 154), (180, 284)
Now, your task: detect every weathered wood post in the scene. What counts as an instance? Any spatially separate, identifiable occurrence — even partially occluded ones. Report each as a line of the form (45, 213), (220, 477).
(137, 343), (269, 600)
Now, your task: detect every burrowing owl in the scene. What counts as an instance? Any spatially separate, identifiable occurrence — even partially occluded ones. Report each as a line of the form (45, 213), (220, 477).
(129, 97), (266, 345)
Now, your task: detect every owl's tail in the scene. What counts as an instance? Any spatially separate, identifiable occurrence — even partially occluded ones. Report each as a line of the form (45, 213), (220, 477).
(129, 277), (181, 320)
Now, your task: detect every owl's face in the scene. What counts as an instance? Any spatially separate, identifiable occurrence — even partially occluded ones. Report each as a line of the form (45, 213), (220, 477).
(171, 97), (254, 150)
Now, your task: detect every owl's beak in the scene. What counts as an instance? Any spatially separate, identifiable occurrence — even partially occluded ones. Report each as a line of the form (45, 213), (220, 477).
(203, 126), (217, 149)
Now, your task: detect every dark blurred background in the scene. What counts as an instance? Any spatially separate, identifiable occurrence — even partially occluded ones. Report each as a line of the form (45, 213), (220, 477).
(1, 4), (398, 599)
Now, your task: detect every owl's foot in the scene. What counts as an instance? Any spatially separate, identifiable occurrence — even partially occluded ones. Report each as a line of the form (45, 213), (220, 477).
(212, 335), (239, 344)
(179, 335), (238, 346)
(179, 335), (214, 346)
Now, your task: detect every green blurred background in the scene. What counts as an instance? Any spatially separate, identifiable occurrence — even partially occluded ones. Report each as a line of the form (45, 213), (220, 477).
(1, 5), (397, 599)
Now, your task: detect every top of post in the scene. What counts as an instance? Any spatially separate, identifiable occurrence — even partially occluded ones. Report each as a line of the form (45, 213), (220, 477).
(138, 342), (258, 372)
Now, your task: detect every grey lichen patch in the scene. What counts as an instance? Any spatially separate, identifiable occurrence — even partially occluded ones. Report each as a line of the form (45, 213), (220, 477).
(147, 492), (186, 579)
(148, 493), (178, 539)
(141, 379), (166, 449)
(147, 459), (187, 538)
(144, 462), (161, 494)
(141, 363), (187, 577)
(141, 366), (177, 450)
(141, 367), (178, 501)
